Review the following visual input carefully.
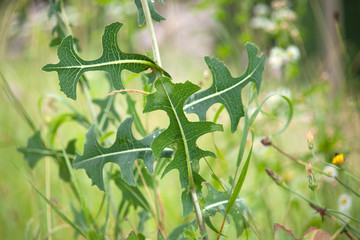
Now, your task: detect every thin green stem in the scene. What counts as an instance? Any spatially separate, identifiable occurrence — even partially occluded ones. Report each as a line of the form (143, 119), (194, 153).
(313, 190), (320, 205)
(98, 94), (115, 130)
(0, 70), (36, 132)
(80, 80), (98, 125)
(140, 0), (162, 66)
(62, 149), (93, 234)
(327, 209), (360, 224)
(45, 158), (52, 240)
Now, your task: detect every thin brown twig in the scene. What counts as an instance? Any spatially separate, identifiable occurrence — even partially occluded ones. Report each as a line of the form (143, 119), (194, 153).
(107, 89), (150, 96)
(156, 190), (167, 238)
(261, 137), (307, 166)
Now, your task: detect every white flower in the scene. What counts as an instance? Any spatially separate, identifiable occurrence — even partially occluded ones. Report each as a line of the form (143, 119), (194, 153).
(286, 45), (300, 61)
(338, 193), (352, 212)
(263, 20), (277, 33)
(322, 166), (337, 183)
(268, 47), (286, 69)
(253, 3), (270, 16)
(272, 8), (296, 21)
(250, 17), (269, 29)
(250, 17), (277, 33)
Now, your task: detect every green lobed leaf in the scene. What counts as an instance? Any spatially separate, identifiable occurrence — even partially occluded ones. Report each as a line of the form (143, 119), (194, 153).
(134, 0), (166, 26)
(70, 204), (88, 236)
(18, 132), (76, 182)
(143, 77), (223, 217)
(18, 131), (52, 168)
(203, 183), (251, 237)
(112, 171), (151, 212)
(183, 43), (265, 133)
(43, 22), (170, 100)
(73, 116), (171, 190)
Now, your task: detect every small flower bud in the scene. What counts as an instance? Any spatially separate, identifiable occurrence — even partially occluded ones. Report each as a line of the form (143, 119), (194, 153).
(265, 168), (285, 186)
(306, 131), (314, 150)
(261, 137), (272, 146)
(306, 163), (317, 191)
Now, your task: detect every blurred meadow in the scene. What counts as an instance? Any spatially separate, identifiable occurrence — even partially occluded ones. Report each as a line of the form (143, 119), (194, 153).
(0, 0), (360, 239)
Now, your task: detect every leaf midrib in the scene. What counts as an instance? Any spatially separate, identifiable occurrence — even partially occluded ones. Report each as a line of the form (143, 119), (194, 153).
(74, 147), (152, 165)
(45, 59), (156, 70)
(183, 60), (263, 111)
(161, 79), (194, 183)
(75, 146), (173, 165)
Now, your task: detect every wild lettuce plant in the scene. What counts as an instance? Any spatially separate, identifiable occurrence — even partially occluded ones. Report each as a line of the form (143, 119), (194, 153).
(17, 0), (295, 239)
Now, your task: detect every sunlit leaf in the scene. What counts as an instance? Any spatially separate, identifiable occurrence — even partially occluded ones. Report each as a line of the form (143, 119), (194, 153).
(43, 22), (170, 99)
(144, 77), (223, 217)
(183, 43), (265, 132)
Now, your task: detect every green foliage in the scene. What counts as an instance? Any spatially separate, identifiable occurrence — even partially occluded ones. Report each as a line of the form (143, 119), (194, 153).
(18, 131), (76, 182)
(113, 171), (151, 211)
(93, 96), (121, 131)
(42, 22), (169, 99)
(203, 183), (251, 237)
(183, 43), (265, 132)
(17, 0), (359, 239)
(74, 117), (171, 190)
(144, 77), (223, 216)
(134, 0), (166, 26)
(18, 131), (51, 168)
(126, 231), (139, 240)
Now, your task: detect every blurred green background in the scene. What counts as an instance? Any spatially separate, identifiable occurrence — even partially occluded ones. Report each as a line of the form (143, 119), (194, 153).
(1, 0), (359, 239)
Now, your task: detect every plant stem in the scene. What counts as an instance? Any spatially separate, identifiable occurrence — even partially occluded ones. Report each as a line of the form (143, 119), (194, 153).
(0, 70), (37, 132)
(45, 158), (52, 240)
(140, 0), (162, 66)
(139, 0), (207, 236)
(80, 80), (98, 125)
(191, 188), (207, 236)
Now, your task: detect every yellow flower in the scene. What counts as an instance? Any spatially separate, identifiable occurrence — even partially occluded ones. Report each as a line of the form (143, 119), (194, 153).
(332, 153), (344, 166)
